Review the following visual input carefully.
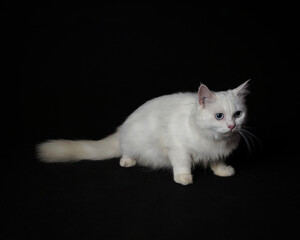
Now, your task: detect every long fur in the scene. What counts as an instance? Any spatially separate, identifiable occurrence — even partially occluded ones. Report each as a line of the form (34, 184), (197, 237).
(37, 132), (121, 162)
(37, 81), (250, 185)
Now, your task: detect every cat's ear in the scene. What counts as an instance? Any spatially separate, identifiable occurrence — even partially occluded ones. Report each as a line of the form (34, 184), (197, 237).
(198, 84), (215, 107)
(233, 79), (250, 97)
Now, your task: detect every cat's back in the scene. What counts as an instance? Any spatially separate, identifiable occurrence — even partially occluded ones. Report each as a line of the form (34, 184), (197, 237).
(126, 92), (197, 122)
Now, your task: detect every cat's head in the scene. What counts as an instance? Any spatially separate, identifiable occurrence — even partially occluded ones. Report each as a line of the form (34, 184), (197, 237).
(196, 80), (250, 139)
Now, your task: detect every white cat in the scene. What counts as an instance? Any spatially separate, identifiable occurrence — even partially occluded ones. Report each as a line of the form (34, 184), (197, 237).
(37, 81), (250, 185)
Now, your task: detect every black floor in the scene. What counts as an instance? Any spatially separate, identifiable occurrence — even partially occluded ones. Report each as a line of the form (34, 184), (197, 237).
(5, 146), (298, 240)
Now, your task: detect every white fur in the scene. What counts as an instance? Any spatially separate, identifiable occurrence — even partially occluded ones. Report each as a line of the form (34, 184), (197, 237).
(37, 132), (121, 162)
(37, 81), (249, 185)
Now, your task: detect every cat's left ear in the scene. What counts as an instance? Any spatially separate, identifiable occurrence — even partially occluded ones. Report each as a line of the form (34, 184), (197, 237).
(232, 79), (250, 97)
(198, 83), (215, 107)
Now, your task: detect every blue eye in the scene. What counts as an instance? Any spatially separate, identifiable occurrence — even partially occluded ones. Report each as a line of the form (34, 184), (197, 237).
(234, 111), (242, 118)
(215, 113), (224, 120)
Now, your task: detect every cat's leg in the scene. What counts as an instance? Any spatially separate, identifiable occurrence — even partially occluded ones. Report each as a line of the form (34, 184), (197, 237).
(168, 150), (193, 185)
(120, 156), (137, 168)
(210, 160), (235, 177)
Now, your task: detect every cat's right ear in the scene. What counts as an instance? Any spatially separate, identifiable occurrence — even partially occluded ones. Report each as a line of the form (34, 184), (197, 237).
(198, 84), (215, 107)
(232, 79), (250, 97)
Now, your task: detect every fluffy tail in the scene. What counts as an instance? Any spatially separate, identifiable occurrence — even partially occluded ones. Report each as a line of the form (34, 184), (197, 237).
(37, 131), (121, 163)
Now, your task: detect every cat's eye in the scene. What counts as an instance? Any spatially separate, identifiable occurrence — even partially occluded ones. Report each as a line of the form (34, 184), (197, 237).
(234, 111), (242, 118)
(215, 113), (224, 120)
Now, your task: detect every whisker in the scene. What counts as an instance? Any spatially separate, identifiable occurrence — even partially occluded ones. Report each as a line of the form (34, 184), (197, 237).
(241, 126), (256, 130)
(238, 130), (252, 153)
(239, 129), (255, 148)
(240, 128), (262, 147)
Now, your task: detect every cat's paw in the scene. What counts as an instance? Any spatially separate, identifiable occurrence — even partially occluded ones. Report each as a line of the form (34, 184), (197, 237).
(212, 165), (235, 177)
(120, 156), (136, 168)
(174, 174), (193, 185)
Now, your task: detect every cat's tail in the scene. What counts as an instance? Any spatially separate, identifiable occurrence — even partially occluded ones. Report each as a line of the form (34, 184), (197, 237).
(37, 131), (121, 163)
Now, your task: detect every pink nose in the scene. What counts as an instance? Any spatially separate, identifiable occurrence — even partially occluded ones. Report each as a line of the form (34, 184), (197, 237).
(228, 124), (236, 130)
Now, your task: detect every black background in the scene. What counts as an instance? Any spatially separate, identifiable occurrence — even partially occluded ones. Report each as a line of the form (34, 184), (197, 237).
(3, 5), (300, 240)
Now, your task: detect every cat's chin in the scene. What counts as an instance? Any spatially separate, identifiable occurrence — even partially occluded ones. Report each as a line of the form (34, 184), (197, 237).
(214, 131), (236, 140)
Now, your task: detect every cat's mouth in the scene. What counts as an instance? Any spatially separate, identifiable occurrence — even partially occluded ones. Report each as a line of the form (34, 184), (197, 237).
(218, 129), (236, 135)
(219, 129), (239, 138)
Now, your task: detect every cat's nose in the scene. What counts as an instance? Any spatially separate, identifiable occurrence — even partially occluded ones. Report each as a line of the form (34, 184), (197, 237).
(228, 124), (236, 130)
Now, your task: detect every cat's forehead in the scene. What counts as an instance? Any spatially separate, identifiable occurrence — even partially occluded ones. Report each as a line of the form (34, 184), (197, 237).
(215, 90), (235, 101)
(213, 90), (245, 111)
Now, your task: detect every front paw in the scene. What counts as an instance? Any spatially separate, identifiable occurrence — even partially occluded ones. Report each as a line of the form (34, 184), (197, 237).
(174, 174), (193, 185)
(213, 165), (235, 177)
(120, 156), (136, 167)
